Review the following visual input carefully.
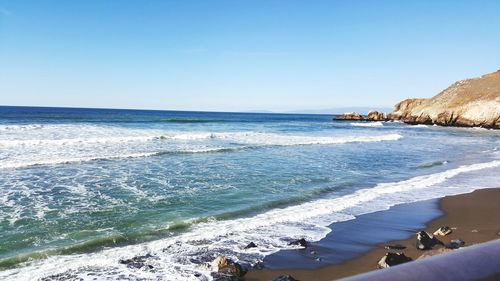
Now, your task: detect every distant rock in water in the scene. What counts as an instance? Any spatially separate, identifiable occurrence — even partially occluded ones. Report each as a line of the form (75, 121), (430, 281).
(366, 110), (387, 121)
(334, 110), (386, 121)
(388, 70), (500, 129)
(335, 112), (364, 121)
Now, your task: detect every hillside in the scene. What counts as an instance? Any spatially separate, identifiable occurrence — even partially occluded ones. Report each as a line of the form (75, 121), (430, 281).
(388, 70), (500, 128)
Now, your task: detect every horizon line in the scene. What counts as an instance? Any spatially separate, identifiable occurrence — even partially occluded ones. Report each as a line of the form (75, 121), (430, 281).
(0, 104), (394, 115)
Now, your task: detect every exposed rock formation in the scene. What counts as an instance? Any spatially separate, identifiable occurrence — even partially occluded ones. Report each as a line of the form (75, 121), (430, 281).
(416, 231), (443, 250)
(366, 110), (386, 121)
(335, 112), (363, 121)
(388, 70), (500, 128)
(334, 111), (386, 121)
(210, 256), (247, 280)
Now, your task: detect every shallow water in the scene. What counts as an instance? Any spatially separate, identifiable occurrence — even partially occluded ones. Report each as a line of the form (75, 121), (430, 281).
(263, 198), (442, 269)
(0, 106), (499, 280)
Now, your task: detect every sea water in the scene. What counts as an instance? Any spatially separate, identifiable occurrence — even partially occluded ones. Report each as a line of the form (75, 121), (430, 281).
(0, 106), (498, 280)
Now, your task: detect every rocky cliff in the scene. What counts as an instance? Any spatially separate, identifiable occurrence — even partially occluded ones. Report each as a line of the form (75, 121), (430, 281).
(388, 70), (500, 129)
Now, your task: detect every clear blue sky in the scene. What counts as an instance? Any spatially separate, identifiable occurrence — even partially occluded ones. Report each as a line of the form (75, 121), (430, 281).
(1, 0), (499, 112)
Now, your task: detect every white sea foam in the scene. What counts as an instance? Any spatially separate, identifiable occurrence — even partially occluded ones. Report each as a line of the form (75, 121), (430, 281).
(2, 160), (499, 281)
(350, 121), (384, 127)
(0, 124), (44, 131)
(207, 132), (401, 146)
(0, 131), (401, 147)
(0, 152), (159, 169)
(0, 136), (158, 147)
(0, 131), (402, 169)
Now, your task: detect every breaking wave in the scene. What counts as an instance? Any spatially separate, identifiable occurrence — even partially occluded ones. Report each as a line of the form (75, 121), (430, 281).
(417, 160), (449, 169)
(350, 122), (384, 127)
(0, 133), (403, 169)
(0, 132), (402, 148)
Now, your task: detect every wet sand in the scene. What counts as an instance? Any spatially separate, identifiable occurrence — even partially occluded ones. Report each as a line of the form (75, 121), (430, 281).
(245, 188), (500, 281)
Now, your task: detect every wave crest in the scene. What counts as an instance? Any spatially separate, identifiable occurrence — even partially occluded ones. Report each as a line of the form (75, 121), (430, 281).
(350, 122), (384, 127)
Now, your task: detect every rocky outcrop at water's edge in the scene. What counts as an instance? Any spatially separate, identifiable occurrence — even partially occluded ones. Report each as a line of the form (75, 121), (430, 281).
(334, 70), (500, 129)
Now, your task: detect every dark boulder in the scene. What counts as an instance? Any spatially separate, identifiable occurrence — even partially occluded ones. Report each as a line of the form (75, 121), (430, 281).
(377, 252), (413, 269)
(288, 238), (307, 247)
(244, 242), (257, 249)
(445, 239), (465, 249)
(119, 254), (155, 270)
(416, 231), (443, 250)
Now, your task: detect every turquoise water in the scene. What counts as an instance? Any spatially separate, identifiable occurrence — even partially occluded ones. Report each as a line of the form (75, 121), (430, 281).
(0, 106), (499, 280)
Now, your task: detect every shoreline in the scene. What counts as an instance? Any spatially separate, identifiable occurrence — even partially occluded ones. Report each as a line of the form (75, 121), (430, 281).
(245, 188), (500, 281)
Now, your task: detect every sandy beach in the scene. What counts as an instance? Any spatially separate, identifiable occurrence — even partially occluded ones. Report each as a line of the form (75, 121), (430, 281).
(246, 188), (500, 281)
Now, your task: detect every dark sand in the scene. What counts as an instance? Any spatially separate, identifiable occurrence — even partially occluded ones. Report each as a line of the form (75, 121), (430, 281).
(245, 188), (500, 281)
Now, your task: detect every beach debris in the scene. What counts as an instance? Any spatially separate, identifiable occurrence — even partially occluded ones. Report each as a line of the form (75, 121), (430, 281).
(288, 238), (307, 247)
(417, 248), (453, 259)
(244, 242), (257, 249)
(210, 256), (247, 280)
(377, 252), (412, 269)
(433, 226), (452, 236)
(445, 239), (465, 249)
(471, 229), (478, 233)
(118, 254), (155, 270)
(384, 244), (406, 250)
(271, 275), (299, 281)
(416, 231), (443, 250)
(310, 250), (317, 255)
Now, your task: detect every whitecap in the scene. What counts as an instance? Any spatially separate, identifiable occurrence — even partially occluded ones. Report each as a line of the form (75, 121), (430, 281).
(350, 122), (384, 127)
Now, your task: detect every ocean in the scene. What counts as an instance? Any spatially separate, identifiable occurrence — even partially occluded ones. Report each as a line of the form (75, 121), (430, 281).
(0, 106), (499, 280)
